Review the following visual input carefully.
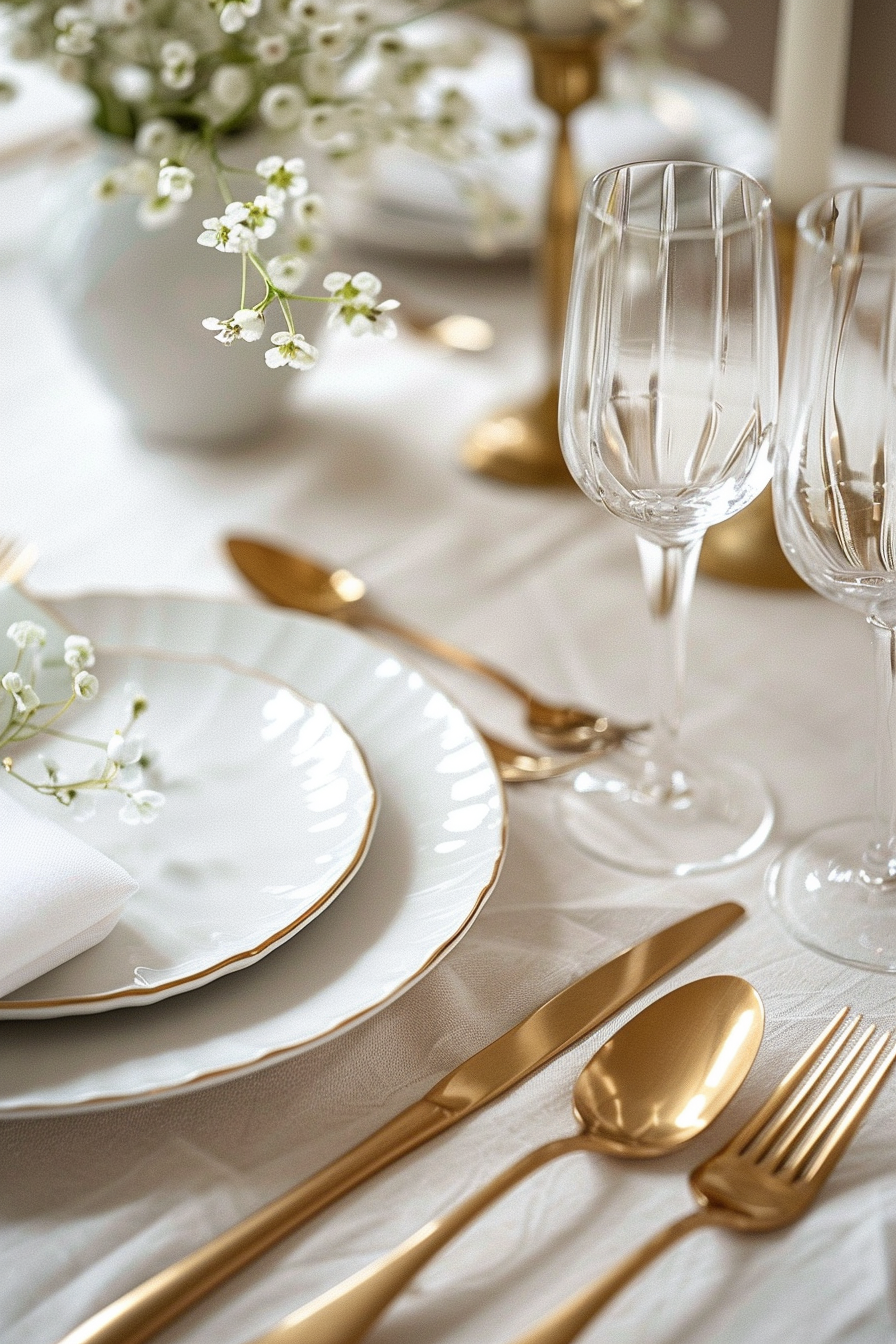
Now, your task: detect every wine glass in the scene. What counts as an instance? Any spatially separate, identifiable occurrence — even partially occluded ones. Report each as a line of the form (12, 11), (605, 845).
(558, 161), (779, 876)
(771, 184), (896, 972)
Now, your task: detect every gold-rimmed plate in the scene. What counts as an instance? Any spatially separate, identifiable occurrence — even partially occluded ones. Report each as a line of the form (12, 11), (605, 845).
(0, 598), (378, 1018)
(0, 593), (506, 1113)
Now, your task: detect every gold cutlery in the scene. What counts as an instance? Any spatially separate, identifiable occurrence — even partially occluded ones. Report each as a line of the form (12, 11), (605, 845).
(226, 538), (645, 754)
(57, 902), (743, 1344)
(247, 976), (763, 1344)
(506, 1008), (896, 1344)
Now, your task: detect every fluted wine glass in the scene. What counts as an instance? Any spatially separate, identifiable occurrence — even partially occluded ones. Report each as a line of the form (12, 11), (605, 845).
(771, 184), (896, 971)
(559, 161), (779, 875)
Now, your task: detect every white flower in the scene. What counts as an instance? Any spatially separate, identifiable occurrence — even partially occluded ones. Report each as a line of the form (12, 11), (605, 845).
(197, 207), (257, 253)
(202, 308), (265, 344)
(54, 53), (85, 80)
(291, 192), (324, 227)
(120, 157), (155, 194)
(14, 684), (40, 713)
(159, 39), (195, 90)
(323, 271), (399, 338)
(255, 33), (289, 64)
(2, 671), (23, 693)
(63, 634), (95, 669)
(71, 791), (96, 821)
(54, 5), (95, 54)
(137, 194), (181, 229)
(259, 82), (304, 130)
(343, 2), (373, 37)
(255, 155), (307, 202)
(309, 22), (349, 57)
(157, 161), (194, 203)
(242, 194), (282, 237)
(119, 788), (165, 824)
(300, 51), (337, 99)
(219, 0), (260, 32)
(117, 763), (143, 789)
(209, 63), (253, 110)
(106, 730), (143, 765)
(265, 331), (318, 370)
(135, 117), (178, 158)
(288, 0), (334, 25)
(267, 253), (307, 290)
(74, 670), (99, 699)
(7, 620), (46, 649)
(110, 63), (152, 102)
(302, 103), (341, 145)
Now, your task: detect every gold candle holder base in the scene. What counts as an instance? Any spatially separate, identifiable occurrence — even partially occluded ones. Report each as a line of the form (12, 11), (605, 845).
(699, 216), (805, 589)
(462, 384), (576, 488)
(462, 28), (603, 488)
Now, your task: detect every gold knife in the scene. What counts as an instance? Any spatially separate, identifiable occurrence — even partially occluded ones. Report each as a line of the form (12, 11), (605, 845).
(58, 902), (744, 1344)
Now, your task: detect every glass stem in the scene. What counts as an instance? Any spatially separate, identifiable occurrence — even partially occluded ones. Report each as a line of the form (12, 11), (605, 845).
(864, 619), (896, 885)
(636, 535), (702, 801)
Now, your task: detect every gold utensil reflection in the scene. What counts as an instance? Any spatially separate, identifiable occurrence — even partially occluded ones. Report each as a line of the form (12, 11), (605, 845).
(226, 538), (645, 755)
(0, 538), (39, 587)
(247, 976), (763, 1344)
(507, 1008), (896, 1344)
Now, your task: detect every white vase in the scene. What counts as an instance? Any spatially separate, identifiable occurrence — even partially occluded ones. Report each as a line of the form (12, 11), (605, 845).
(36, 133), (327, 449)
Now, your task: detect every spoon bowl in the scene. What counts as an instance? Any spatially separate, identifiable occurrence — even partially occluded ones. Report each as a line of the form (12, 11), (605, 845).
(573, 975), (764, 1158)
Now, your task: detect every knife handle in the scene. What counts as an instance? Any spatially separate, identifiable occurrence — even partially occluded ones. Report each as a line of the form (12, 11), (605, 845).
(56, 1099), (452, 1344)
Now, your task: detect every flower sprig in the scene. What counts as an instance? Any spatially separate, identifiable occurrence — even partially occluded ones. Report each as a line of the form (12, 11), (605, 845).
(0, 621), (165, 825)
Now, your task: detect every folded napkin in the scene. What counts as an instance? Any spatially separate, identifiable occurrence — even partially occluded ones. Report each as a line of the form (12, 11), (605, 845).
(0, 786), (137, 998)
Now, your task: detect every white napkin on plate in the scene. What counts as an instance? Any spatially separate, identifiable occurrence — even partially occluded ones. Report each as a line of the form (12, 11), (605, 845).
(0, 787), (137, 998)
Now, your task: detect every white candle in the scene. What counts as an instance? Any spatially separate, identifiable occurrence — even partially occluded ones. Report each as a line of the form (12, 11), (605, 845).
(771, 0), (853, 217)
(528, 0), (593, 32)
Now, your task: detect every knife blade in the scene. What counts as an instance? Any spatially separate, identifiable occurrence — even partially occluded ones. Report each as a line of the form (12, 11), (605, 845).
(59, 901), (744, 1344)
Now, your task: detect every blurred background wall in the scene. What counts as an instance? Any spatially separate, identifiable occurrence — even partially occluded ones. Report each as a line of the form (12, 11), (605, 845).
(688, 0), (895, 158)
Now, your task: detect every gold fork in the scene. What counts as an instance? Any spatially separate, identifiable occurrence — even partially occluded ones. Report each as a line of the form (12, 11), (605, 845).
(505, 1007), (896, 1344)
(0, 538), (38, 587)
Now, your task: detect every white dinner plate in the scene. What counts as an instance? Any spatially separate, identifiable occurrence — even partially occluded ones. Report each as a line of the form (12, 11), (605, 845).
(0, 627), (378, 1017)
(0, 593), (506, 1115)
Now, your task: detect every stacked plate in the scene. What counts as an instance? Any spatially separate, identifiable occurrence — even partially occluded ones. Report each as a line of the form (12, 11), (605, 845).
(0, 593), (507, 1117)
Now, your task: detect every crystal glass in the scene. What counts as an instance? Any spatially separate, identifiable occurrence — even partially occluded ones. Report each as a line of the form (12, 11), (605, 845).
(771, 184), (896, 971)
(558, 161), (779, 875)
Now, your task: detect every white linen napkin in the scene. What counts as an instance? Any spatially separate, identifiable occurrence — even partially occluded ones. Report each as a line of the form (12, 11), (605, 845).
(0, 786), (137, 998)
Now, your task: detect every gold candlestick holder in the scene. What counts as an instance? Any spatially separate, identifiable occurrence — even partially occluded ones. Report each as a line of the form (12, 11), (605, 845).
(461, 27), (603, 487)
(697, 216), (805, 588)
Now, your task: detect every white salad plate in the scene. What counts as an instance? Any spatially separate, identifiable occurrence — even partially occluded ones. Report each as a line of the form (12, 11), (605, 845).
(0, 603), (378, 1018)
(0, 593), (506, 1115)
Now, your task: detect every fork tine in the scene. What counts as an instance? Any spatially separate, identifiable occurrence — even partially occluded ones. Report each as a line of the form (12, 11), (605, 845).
(781, 1030), (892, 1180)
(801, 1038), (896, 1184)
(757, 1021), (874, 1168)
(729, 1007), (851, 1156)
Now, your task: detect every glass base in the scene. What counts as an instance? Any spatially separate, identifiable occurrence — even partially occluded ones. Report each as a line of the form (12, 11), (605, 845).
(768, 818), (896, 972)
(556, 747), (774, 877)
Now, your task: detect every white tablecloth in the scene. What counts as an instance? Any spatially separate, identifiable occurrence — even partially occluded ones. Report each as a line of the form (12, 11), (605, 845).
(1, 207), (896, 1344)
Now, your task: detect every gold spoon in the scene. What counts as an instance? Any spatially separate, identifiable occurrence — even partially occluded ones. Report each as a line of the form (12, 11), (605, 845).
(246, 976), (764, 1344)
(226, 538), (645, 753)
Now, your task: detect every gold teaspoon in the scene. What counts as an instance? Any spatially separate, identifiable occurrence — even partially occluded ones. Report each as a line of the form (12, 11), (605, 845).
(245, 976), (764, 1344)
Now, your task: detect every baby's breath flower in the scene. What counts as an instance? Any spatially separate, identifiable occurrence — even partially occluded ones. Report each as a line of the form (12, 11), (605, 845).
(14, 685), (40, 713)
(255, 33), (289, 64)
(197, 206), (257, 253)
(159, 38), (195, 90)
(202, 308), (264, 343)
(256, 155), (307, 202)
(106, 730), (143, 766)
(323, 270), (399, 338)
(209, 63), (253, 111)
(2, 671), (23, 693)
(218, 0), (260, 33)
(157, 160), (194, 203)
(309, 22), (349, 57)
(110, 62), (152, 102)
(135, 117), (178, 159)
(137, 194), (181, 229)
(292, 192), (324, 227)
(63, 634), (95, 670)
(267, 253), (307, 290)
(258, 82), (304, 129)
(265, 330), (318, 370)
(74, 671), (99, 699)
(7, 620), (46, 649)
(53, 5), (95, 54)
(119, 788), (165, 824)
